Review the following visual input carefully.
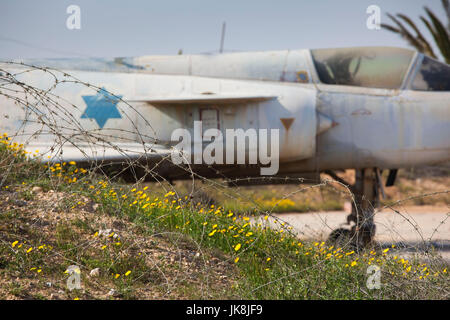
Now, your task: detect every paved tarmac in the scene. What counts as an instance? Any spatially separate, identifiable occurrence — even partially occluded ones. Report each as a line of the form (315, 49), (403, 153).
(269, 206), (450, 262)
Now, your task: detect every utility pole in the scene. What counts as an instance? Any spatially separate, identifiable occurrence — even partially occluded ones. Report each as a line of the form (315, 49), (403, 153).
(219, 21), (226, 53)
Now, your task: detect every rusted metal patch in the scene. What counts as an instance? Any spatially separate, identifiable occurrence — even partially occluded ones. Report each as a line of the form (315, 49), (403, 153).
(351, 108), (372, 116)
(280, 118), (295, 131)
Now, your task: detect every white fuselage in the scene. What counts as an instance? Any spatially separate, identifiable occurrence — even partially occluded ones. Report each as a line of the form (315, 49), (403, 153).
(0, 47), (449, 179)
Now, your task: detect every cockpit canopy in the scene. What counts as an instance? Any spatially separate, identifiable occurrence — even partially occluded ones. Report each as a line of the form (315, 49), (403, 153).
(311, 47), (450, 91)
(411, 56), (450, 91)
(311, 47), (414, 89)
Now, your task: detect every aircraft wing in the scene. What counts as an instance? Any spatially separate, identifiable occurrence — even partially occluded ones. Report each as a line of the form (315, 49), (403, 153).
(126, 94), (277, 104)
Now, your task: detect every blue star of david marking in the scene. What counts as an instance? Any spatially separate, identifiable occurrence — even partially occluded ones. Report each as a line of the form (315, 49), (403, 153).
(81, 88), (122, 128)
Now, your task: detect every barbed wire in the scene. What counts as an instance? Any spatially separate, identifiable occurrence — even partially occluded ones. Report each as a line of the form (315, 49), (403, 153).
(0, 61), (448, 299)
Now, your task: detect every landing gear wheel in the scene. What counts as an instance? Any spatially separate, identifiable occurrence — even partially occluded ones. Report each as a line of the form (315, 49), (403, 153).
(327, 227), (353, 247)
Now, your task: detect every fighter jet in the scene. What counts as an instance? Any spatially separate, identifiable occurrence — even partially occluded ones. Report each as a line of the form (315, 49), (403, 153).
(1, 46), (449, 244)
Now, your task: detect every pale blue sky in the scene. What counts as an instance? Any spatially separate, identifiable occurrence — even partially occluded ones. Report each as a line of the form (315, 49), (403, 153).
(0, 0), (447, 59)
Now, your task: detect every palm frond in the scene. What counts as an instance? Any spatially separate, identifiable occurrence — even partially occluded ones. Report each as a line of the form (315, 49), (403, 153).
(424, 7), (450, 63)
(420, 16), (440, 50)
(382, 1), (450, 63)
(397, 13), (436, 58)
(442, 0), (450, 31)
(383, 13), (426, 53)
(380, 23), (401, 34)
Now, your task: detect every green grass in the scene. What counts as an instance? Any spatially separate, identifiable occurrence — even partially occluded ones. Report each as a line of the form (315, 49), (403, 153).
(90, 182), (449, 299)
(0, 134), (449, 299)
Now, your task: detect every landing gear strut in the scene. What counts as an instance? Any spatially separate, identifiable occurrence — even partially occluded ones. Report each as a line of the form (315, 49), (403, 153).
(348, 168), (379, 247)
(328, 168), (380, 248)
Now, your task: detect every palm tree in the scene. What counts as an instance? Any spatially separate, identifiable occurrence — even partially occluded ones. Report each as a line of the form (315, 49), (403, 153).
(381, 0), (450, 64)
